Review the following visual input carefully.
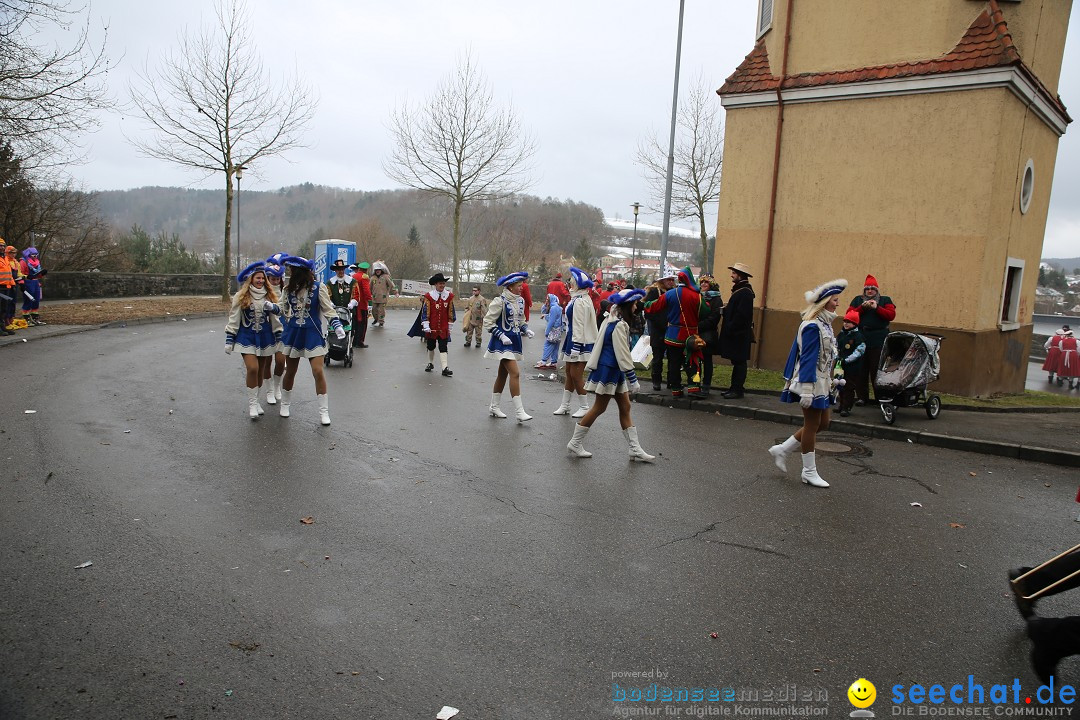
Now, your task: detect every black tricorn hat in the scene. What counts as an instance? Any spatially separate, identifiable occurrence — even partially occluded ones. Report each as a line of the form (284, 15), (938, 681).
(331, 259), (348, 269)
(429, 272), (450, 285)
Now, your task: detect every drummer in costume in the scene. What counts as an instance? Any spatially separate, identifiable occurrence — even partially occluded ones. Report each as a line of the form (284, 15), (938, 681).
(261, 254), (289, 406)
(279, 256), (345, 426)
(566, 288), (655, 462)
(553, 267), (598, 417)
(225, 262), (283, 420)
(768, 278), (848, 488)
(483, 271), (535, 422)
(406, 272), (456, 376)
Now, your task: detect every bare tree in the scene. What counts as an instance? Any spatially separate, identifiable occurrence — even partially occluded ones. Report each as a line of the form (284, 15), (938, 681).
(384, 54), (536, 292)
(0, 0), (112, 171)
(637, 74), (724, 271)
(129, 0), (317, 299)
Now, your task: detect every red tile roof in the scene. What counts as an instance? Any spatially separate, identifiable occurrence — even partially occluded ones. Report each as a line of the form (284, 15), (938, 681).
(717, 2), (1068, 119)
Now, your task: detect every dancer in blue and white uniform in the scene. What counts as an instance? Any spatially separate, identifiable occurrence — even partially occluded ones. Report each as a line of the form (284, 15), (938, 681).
(566, 288), (654, 462)
(225, 262), (283, 419)
(769, 278), (848, 488)
(554, 266), (598, 418)
(279, 256), (345, 426)
(483, 271), (535, 422)
(261, 254), (289, 407)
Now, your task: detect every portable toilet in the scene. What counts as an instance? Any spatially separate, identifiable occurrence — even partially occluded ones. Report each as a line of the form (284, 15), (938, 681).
(314, 240), (356, 284)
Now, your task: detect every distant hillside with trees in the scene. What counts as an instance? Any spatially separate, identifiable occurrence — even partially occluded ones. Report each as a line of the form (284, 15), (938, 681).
(94, 185), (610, 280)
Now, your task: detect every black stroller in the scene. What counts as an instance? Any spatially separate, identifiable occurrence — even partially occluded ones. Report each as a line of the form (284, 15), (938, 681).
(874, 331), (944, 424)
(325, 306), (354, 367)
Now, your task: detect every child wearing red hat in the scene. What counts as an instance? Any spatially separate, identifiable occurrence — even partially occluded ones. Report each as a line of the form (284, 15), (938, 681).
(835, 308), (867, 416)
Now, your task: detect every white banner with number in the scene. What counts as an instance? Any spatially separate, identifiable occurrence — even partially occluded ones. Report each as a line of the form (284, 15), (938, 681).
(400, 279), (427, 296)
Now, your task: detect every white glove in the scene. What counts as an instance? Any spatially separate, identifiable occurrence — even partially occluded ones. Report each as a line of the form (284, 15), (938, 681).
(335, 327), (346, 340)
(799, 385), (814, 408)
(500, 333), (512, 346)
(347, 299), (357, 310)
(263, 300), (274, 312)
(834, 377), (846, 388)
(225, 344), (234, 355)
(525, 329), (535, 339)
(422, 321), (431, 333)
(448, 323), (454, 332)
(629, 381), (641, 396)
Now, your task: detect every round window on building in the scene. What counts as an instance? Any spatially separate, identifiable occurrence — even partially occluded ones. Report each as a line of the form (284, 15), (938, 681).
(1020, 159), (1035, 214)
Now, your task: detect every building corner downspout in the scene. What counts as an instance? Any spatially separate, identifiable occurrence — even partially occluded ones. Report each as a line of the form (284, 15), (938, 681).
(753, 0), (795, 368)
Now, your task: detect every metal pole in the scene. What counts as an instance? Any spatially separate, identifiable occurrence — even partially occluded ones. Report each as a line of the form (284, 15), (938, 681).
(631, 202), (641, 280)
(235, 173), (241, 276)
(659, 0), (686, 276)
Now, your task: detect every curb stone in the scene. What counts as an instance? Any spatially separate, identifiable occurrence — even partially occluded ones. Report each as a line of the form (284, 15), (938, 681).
(634, 392), (1080, 469)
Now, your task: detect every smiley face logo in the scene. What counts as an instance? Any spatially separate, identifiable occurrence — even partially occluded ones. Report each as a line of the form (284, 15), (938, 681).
(848, 678), (876, 709)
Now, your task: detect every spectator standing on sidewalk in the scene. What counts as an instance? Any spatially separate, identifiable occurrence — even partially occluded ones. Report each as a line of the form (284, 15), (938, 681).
(643, 268), (704, 398)
(18, 247), (47, 325)
(0, 239), (16, 334)
(643, 270), (677, 391)
(848, 274), (896, 404)
(697, 274), (724, 397)
(718, 263), (756, 399)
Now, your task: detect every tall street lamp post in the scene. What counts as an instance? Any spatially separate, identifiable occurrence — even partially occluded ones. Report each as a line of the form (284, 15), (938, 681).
(630, 202), (641, 279)
(234, 165), (247, 276)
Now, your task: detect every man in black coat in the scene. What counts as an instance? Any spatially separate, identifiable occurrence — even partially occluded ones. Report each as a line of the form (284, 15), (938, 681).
(644, 270), (678, 391)
(718, 262), (755, 399)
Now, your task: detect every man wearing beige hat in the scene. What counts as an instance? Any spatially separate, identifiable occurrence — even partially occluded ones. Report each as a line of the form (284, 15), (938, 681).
(718, 262), (756, 399)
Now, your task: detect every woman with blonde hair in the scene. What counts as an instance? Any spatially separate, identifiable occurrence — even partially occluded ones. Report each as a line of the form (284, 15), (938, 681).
(225, 262), (283, 419)
(484, 272), (535, 421)
(768, 278), (848, 488)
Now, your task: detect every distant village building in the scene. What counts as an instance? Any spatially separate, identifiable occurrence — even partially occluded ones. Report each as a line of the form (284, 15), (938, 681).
(714, 0), (1072, 395)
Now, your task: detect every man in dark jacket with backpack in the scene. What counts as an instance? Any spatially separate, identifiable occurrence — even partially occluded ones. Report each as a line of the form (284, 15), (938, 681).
(718, 262), (755, 399)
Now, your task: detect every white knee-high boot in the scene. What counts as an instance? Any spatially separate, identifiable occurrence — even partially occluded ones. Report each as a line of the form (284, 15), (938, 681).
(768, 435), (800, 472)
(489, 392), (507, 418)
(265, 376), (277, 405)
(625, 426), (655, 462)
(279, 389), (291, 418)
(567, 424), (592, 458)
(273, 375), (283, 400)
(571, 393), (590, 418)
(800, 451), (829, 488)
(553, 389), (573, 415)
(512, 395), (532, 422)
(247, 386), (259, 419)
(318, 394), (331, 425)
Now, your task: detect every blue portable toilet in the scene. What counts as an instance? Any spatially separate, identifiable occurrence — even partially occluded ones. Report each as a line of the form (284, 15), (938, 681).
(314, 240), (356, 284)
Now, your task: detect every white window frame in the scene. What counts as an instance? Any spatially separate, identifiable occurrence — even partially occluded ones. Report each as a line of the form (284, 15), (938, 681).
(757, 0), (774, 38)
(1019, 158), (1034, 214)
(999, 257), (1025, 331)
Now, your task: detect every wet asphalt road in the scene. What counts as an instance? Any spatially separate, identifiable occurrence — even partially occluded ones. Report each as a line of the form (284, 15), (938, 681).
(1, 310), (1078, 719)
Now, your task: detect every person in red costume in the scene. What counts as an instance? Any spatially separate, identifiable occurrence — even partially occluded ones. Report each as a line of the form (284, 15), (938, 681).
(546, 273), (570, 309)
(847, 274), (897, 404)
(407, 272), (456, 376)
(520, 279), (532, 322)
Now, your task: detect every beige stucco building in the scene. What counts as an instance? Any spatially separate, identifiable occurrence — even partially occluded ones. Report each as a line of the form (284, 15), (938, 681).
(714, 0), (1072, 396)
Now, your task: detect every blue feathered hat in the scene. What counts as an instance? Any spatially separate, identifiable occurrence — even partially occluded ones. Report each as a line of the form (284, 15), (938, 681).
(610, 288), (646, 306)
(568, 266), (593, 290)
(284, 255), (315, 271)
(237, 261), (266, 283)
(497, 271), (529, 287)
(804, 278), (848, 305)
(264, 254), (288, 278)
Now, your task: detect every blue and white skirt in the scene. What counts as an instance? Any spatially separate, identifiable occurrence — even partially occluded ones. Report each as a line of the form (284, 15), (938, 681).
(234, 324), (281, 357)
(584, 364), (629, 396)
(282, 324), (327, 358)
(485, 332), (523, 362)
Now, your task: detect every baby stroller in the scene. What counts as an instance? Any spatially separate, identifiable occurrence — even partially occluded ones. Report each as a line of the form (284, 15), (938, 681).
(325, 306), (354, 367)
(873, 331), (944, 424)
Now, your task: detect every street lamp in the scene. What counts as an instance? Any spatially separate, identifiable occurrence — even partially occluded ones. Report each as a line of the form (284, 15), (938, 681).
(630, 202), (641, 279)
(233, 165), (247, 276)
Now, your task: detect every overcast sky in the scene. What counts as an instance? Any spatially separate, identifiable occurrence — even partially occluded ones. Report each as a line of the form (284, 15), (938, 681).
(57, 0), (1080, 258)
